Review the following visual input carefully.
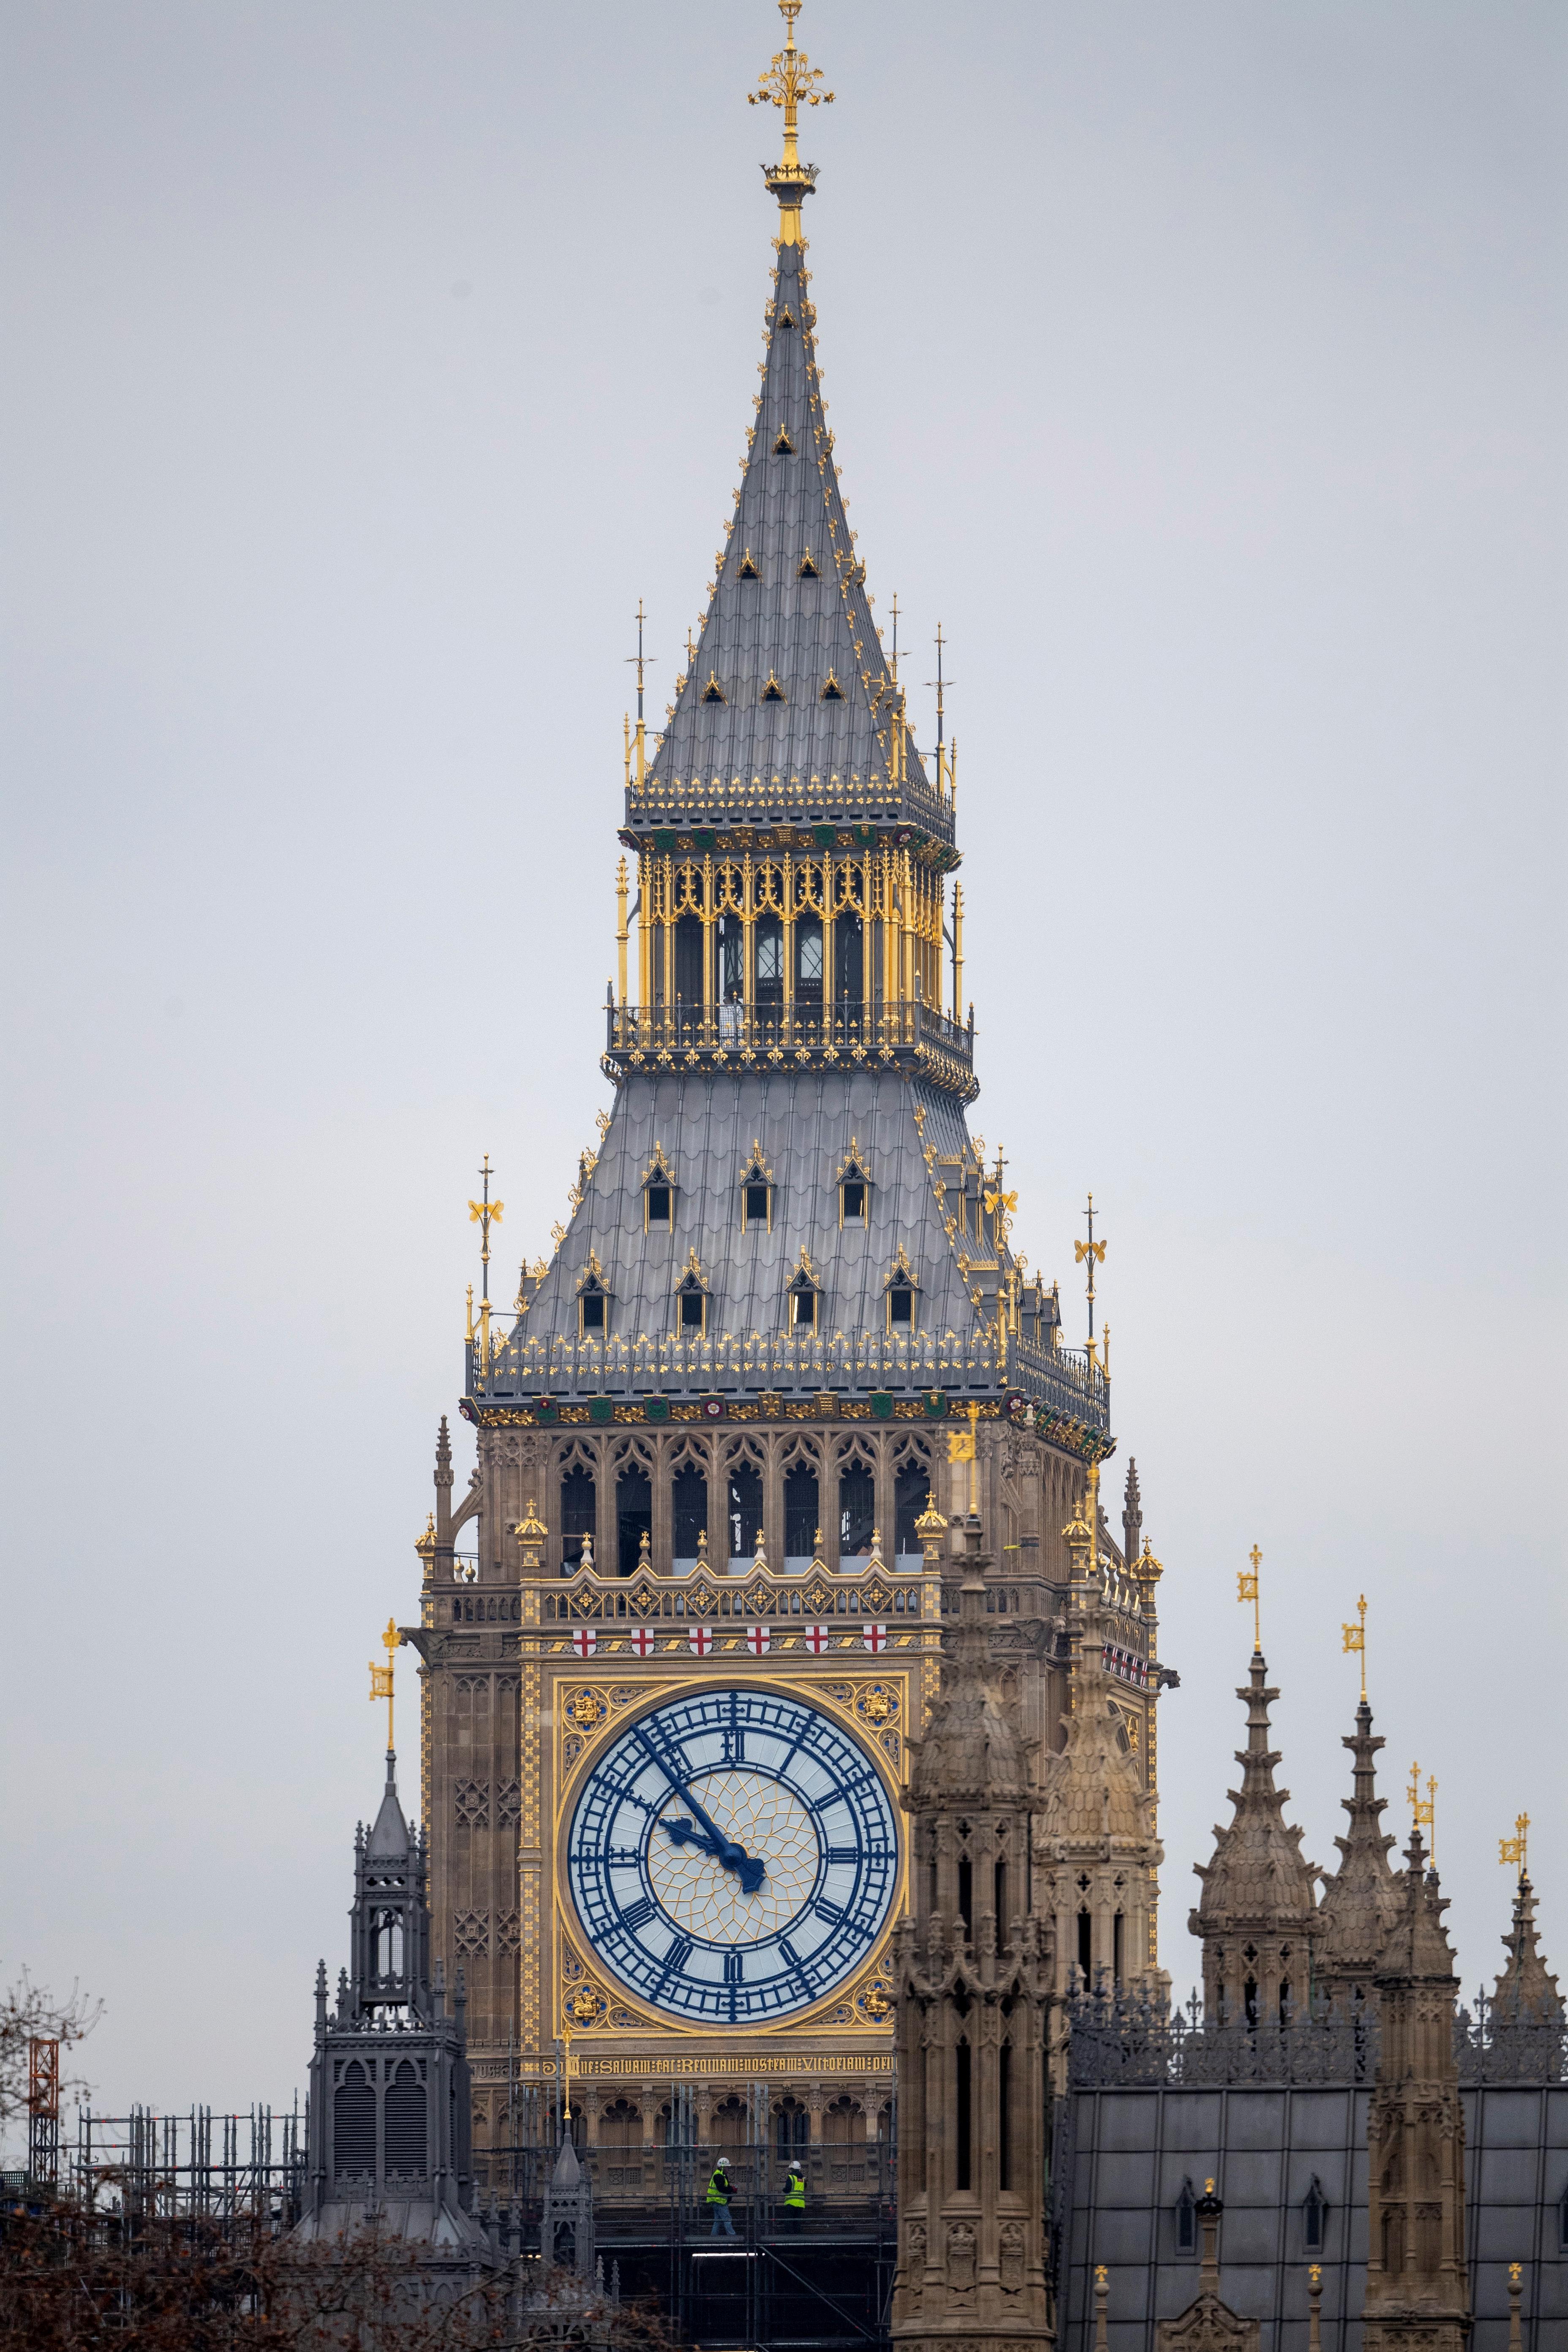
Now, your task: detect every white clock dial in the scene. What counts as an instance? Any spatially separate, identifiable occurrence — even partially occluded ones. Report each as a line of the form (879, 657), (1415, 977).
(566, 1688), (899, 2024)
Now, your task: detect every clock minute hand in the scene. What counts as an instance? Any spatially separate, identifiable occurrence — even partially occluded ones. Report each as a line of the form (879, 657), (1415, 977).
(645, 1753), (768, 1894)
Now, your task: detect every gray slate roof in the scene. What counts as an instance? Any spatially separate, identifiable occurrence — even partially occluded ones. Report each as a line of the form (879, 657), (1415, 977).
(629, 237), (947, 840)
(487, 1070), (986, 1399)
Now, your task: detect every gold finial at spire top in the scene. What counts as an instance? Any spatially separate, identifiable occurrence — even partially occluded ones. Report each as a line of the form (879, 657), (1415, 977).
(1341, 1591), (1368, 1699)
(1237, 1543), (1262, 1652)
(368, 1617), (398, 1750)
(1499, 1811), (1529, 1877)
(748, 0), (834, 242)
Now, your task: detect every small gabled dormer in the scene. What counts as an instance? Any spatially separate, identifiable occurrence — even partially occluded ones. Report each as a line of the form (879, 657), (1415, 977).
(737, 549), (760, 580)
(797, 550), (820, 579)
(883, 1245), (919, 1333)
(786, 1247), (822, 1334)
(675, 1249), (710, 1338)
(641, 1142), (677, 1233)
(575, 1252), (612, 1339)
(739, 1142), (774, 1232)
(835, 1140), (872, 1228)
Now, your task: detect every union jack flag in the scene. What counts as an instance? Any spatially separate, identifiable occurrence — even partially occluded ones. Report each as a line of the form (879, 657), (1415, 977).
(744, 1625), (771, 1656)
(626, 1626), (657, 1657)
(688, 1625), (714, 1655)
(570, 1626), (597, 1659)
(861, 1622), (889, 1652)
(803, 1624), (832, 1653)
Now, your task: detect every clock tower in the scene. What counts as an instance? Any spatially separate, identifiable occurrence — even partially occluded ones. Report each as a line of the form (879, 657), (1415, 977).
(403, 0), (1160, 2205)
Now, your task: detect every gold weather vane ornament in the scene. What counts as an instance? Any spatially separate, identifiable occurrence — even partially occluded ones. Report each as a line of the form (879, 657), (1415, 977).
(467, 1155), (504, 1304)
(1237, 1543), (1262, 1652)
(1342, 1592), (1368, 1699)
(368, 1617), (398, 1750)
(1407, 1761), (1437, 1859)
(1074, 1193), (1106, 1370)
(748, 0), (834, 242)
(1499, 1812), (1529, 1877)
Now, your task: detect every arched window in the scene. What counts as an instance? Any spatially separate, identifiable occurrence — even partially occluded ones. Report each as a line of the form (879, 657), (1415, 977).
(755, 915), (784, 1005)
(373, 1908), (405, 1983)
(384, 2058), (427, 2177)
(1303, 2175), (1328, 2251)
(835, 912), (863, 1012)
(1175, 2178), (1198, 2255)
(837, 1449), (876, 1558)
(893, 1451), (932, 1564)
(727, 1452), (764, 1570)
(333, 2060), (376, 2177)
(775, 2098), (809, 2156)
(795, 916), (823, 1002)
(616, 1461), (652, 1578)
(784, 1456), (820, 1570)
(674, 912), (704, 1012)
(671, 1455), (708, 1572)
(560, 1465), (595, 1570)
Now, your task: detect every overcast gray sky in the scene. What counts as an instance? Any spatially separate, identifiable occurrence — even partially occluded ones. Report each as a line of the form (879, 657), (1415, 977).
(3, 1), (1563, 2123)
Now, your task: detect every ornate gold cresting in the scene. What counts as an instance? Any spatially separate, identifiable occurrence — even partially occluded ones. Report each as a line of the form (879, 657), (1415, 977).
(748, 0), (834, 244)
(1341, 1591), (1368, 1699)
(1237, 1542), (1262, 1652)
(368, 1616), (398, 1749)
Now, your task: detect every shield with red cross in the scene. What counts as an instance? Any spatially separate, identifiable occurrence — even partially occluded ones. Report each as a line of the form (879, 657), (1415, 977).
(626, 1626), (656, 1657)
(688, 1625), (714, 1655)
(744, 1625), (771, 1656)
(803, 1624), (832, 1653)
(571, 1626), (597, 1659)
(860, 1622), (888, 1652)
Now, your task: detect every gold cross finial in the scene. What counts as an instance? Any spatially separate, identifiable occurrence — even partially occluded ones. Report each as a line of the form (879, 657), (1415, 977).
(1341, 1592), (1368, 1699)
(368, 1617), (398, 1749)
(749, 0), (834, 240)
(1237, 1545), (1261, 1651)
(1499, 1812), (1530, 1876)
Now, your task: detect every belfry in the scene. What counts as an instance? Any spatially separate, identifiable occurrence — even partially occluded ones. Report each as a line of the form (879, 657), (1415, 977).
(400, 0), (1165, 2322)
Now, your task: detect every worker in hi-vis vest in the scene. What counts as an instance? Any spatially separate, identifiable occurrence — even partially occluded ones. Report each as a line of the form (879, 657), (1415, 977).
(782, 2155), (807, 2232)
(706, 2153), (736, 2235)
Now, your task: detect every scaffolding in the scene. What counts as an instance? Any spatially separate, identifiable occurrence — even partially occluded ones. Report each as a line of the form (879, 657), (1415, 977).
(67, 2104), (306, 2231)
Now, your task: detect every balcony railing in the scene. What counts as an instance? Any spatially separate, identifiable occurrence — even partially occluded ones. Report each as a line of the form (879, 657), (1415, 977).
(603, 996), (977, 1097)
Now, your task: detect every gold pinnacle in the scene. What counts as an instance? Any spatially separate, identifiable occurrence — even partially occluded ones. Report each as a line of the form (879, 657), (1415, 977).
(1237, 1545), (1261, 1652)
(1498, 1812), (1529, 1876)
(1341, 1592), (1368, 1700)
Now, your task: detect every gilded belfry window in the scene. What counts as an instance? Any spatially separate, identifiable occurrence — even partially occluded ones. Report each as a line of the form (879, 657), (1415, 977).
(675, 1251), (710, 1337)
(740, 1142), (774, 1230)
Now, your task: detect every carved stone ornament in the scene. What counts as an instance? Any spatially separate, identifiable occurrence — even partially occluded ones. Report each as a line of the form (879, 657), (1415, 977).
(999, 2218), (1025, 2292)
(945, 2219), (976, 2295)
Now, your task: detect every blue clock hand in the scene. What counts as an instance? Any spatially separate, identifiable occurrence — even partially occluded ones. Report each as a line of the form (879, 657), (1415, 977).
(640, 1746), (768, 1894)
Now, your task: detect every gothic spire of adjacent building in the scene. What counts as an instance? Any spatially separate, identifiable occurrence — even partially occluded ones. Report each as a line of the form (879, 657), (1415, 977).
(1492, 1874), (1565, 2025)
(1190, 1647), (1319, 2024)
(1317, 1696), (1403, 2012)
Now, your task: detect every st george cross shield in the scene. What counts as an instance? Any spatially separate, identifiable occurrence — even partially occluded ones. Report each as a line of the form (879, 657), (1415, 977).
(571, 1625), (597, 1659)
(803, 1623), (832, 1652)
(688, 1625), (714, 1655)
(860, 1622), (888, 1652)
(626, 1625), (656, 1657)
(745, 1625), (770, 1655)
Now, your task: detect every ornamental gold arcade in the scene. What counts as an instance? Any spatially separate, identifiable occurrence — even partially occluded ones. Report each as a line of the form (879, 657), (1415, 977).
(401, 0), (1169, 2197)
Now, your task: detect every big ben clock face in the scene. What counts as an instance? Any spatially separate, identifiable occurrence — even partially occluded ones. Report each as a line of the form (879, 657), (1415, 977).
(566, 1688), (899, 2025)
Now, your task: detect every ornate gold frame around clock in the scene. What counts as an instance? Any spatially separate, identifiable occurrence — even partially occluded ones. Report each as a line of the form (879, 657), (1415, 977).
(548, 1671), (911, 2043)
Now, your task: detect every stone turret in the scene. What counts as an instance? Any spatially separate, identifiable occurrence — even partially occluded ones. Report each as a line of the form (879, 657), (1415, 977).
(1361, 1829), (1469, 2351)
(1038, 1481), (1164, 2019)
(1317, 1698), (1402, 2015)
(891, 1511), (1054, 2352)
(1492, 1874), (1564, 2025)
(1190, 1650), (1319, 2024)
(540, 2129), (595, 2278)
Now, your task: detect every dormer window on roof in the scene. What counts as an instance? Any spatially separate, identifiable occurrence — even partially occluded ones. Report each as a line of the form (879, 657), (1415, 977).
(738, 550), (760, 580)
(575, 1253), (612, 1339)
(772, 428), (796, 455)
(700, 673), (727, 705)
(740, 1142), (774, 1232)
(797, 551), (820, 578)
(787, 1249), (821, 1333)
(820, 671), (844, 702)
(836, 1141), (871, 1226)
(675, 1250), (710, 1337)
(761, 672), (787, 703)
(641, 1143), (677, 1232)
(884, 1245), (919, 1331)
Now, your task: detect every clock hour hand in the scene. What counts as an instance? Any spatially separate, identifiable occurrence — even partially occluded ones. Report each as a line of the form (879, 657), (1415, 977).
(662, 1810), (769, 1896)
(647, 1765), (768, 1895)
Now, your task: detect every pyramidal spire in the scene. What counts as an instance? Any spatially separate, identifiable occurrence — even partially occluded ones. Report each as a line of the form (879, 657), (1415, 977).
(1492, 1874), (1565, 2025)
(368, 1747), (411, 1860)
(630, 0), (950, 847)
(1189, 1648), (1320, 2024)
(1318, 1696), (1403, 2009)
